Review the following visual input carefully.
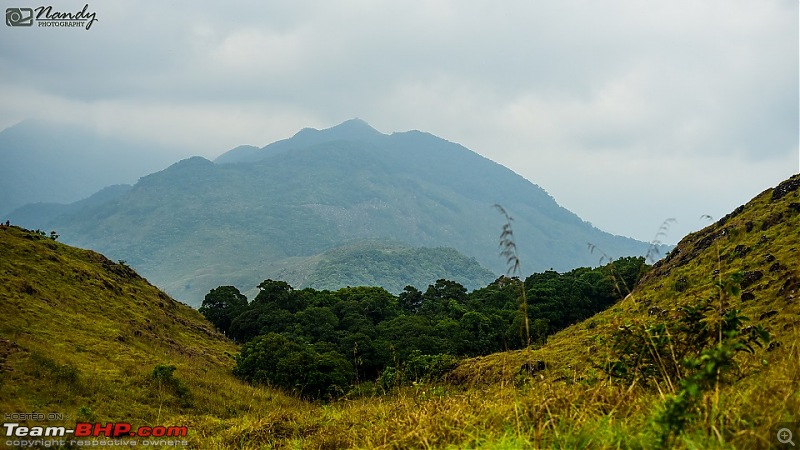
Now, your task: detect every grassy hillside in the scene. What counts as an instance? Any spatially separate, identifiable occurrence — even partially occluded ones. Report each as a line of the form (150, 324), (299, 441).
(0, 225), (301, 447)
(1, 174), (797, 449)
(440, 174), (800, 447)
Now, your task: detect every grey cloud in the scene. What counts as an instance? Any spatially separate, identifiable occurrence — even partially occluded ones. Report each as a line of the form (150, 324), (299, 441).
(0, 0), (796, 242)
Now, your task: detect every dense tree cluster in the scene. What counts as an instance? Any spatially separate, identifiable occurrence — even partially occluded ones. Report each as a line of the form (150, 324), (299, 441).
(200, 257), (647, 399)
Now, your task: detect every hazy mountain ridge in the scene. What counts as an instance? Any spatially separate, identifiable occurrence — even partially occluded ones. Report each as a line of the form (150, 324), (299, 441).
(214, 118), (385, 164)
(0, 119), (188, 216)
(11, 120), (654, 305)
(7, 184), (132, 227)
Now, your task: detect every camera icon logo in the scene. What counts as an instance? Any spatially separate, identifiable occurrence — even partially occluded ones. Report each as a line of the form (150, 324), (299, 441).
(6, 8), (34, 27)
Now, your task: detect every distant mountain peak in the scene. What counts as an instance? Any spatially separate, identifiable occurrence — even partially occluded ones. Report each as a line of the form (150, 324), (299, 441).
(333, 118), (381, 133)
(216, 119), (385, 164)
(172, 156), (213, 167)
(294, 118), (384, 140)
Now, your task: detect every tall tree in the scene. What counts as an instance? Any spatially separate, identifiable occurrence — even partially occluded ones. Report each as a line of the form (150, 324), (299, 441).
(199, 286), (248, 333)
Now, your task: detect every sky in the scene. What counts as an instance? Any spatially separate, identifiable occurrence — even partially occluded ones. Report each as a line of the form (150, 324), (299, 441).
(0, 0), (797, 244)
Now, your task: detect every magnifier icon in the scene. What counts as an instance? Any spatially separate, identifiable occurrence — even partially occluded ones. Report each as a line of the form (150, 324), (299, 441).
(778, 428), (795, 446)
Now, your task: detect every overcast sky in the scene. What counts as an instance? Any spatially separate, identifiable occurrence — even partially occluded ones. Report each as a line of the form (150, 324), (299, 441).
(1, 0), (797, 244)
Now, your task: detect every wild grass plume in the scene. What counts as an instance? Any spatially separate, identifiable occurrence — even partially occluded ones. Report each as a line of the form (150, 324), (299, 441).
(494, 204), (531, 347)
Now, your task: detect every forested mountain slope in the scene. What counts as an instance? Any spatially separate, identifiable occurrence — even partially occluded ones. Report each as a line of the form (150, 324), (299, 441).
(22, 119), (651, 305)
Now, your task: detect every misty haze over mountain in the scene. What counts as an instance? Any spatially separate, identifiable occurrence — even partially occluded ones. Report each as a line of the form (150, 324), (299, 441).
(7, 119), (660, 305)
(0, 119), (193, 216)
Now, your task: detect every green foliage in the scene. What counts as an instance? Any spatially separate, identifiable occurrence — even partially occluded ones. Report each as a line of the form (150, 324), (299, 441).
(602, 274), (771, 444)
(523, 257), (646, 336)
(398, 285), (423, 314)
(308, 243), (497, 294)
(530, 318), (550, 345)
(226, 256), (645, 399)
(76, 406), (97, 423)
(30, 352), (80, 386)
(150, 364), (192, 407)
(199, 285), (248, 333)
(404, 352), (459, 383)
(254, 279), (297, 310)
(378, 351), (459, 391)
(151, 363), (178, 381)
(233, 333), (354, 400)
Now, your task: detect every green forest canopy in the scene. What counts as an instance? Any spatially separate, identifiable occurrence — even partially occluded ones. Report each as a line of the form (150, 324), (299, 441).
(200, 256), (646, 399)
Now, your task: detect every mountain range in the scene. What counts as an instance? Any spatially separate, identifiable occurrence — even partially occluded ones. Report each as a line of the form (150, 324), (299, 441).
(8, 119), (656, 305)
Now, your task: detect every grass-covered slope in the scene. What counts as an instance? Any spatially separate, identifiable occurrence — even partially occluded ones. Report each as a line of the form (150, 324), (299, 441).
(0, 225), (303, 447)
(440, 174), (800, 447)
(454, 175), (800, 382)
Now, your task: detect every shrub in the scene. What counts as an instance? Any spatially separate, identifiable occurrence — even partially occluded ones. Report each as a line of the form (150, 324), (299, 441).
(150, 364), (192, 407)
(378, 351), (458, 391)
(234, 333), (354, 400)
(30, 353), (80, 385)
(601, 273), (770, 444)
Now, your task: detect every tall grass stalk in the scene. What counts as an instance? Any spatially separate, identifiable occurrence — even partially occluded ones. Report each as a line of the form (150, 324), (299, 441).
(494, 204), (530, 347)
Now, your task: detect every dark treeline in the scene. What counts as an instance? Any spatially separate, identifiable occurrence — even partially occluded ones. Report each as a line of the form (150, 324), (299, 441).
(200, 256), (647, 399)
